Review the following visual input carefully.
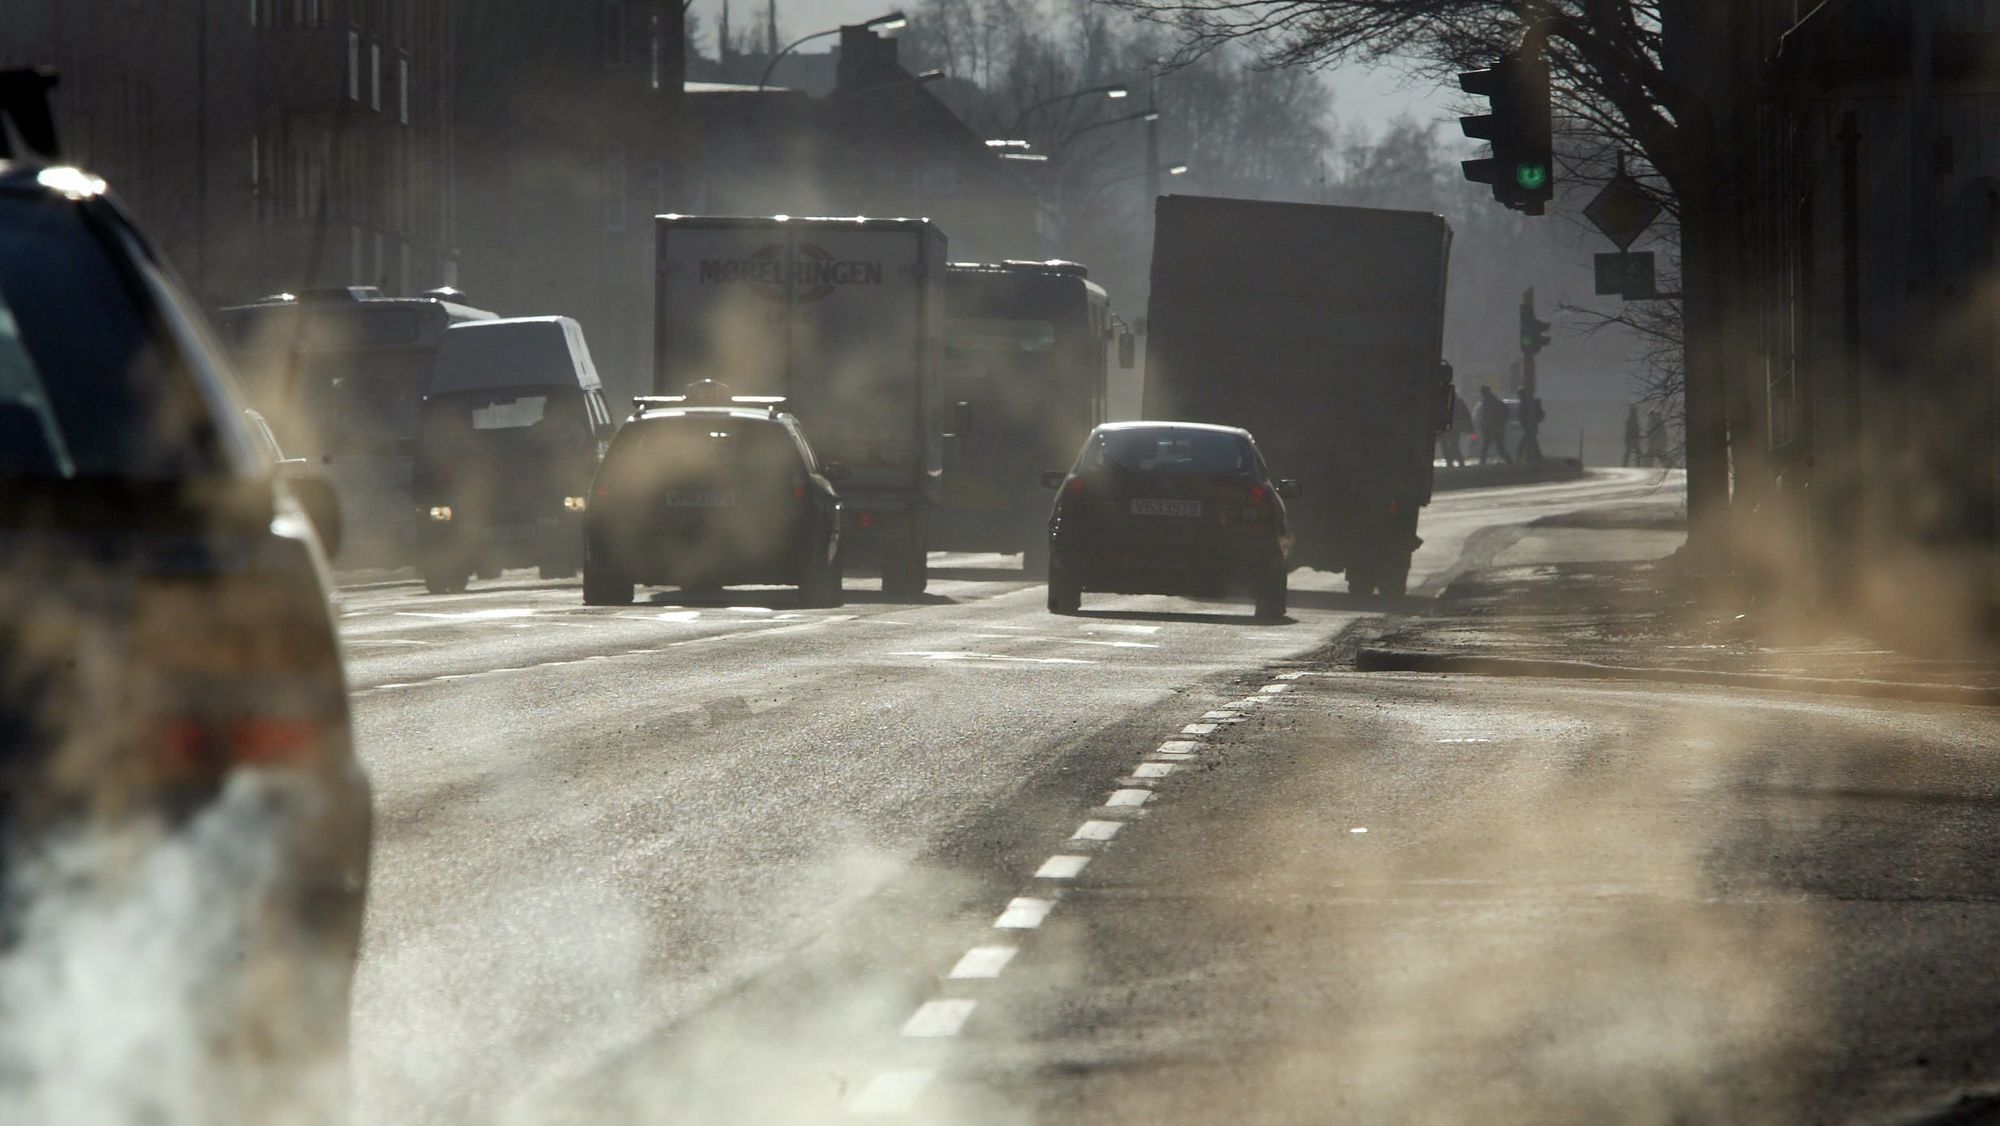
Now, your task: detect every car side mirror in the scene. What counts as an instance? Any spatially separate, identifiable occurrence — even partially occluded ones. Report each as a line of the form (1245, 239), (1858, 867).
(1275, 478), (1303, 500)
(821, 462), (852, 483)
(1118, 331), (1137, 370)
(947, 400), (975, 438)
(282, 469), (344, 558)
(1041, 470), (1068, 490)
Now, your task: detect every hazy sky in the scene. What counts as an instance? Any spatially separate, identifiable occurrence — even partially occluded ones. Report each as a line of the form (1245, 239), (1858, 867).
(692, 0), (1461, 142)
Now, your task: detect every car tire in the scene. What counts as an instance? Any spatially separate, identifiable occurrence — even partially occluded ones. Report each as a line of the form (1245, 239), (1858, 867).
(1254, 567), (1288, 620)
(582, 553), (633, 605)
(421, 564), (468, 595)
(1047, 555), (1082, 614)
(799, 540), (843, 608)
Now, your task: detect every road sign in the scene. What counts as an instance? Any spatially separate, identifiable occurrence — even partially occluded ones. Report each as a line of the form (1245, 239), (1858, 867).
(1583, 171), (1660, 251)
(1595, 251), (1657, 299)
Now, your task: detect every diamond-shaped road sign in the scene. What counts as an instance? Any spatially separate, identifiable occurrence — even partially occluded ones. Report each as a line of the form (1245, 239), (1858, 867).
(1584, 171), (1661, 251)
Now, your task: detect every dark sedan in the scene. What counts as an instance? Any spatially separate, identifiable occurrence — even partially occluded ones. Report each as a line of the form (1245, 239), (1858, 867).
(1043, 422), (1299, 619)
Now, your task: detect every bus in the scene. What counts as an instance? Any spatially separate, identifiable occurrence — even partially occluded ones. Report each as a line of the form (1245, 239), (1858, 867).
(215, 287), (498, 566)
(936, 261), (1127, 569)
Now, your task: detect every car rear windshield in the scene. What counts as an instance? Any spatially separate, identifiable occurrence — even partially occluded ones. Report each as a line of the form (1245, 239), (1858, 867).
(0, 195), (218, 479)
(1088, 429), (1253, 475)
(602, 415), (803, 490)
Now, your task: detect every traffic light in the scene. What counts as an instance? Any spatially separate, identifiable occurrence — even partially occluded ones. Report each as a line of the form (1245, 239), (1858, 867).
(1458, 43), (1554, 215)
(1519, 288), (1552, 355)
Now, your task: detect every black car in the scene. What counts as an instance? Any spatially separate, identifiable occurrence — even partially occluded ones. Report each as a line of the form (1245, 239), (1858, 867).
(0, 153), (369, 1111)
(582, 397), (845, 607)
(412, 316), (614, 594)
(1043, 422), (1299, 618)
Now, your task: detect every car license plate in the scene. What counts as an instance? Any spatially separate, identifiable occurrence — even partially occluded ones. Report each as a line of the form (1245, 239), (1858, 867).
(666, 490), (736, 507)
(1131, 498), (1202, 517)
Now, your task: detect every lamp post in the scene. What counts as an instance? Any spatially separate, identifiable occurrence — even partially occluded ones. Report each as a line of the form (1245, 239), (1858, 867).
(757, 11), (908, 91)
(1051, 106), (1158, 159)
(1009, 83), (1129, 135)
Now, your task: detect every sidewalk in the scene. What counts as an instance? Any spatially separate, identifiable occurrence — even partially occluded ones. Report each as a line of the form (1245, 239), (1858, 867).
(1352, 503), (2000, 703)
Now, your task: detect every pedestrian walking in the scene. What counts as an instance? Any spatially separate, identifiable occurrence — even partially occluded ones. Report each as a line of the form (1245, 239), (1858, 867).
(1516, 393), (1545, 464)
(1476, 385), (1512, 464)
(1621, 405), (1642, 467)
(1438, 390), (1470, 467)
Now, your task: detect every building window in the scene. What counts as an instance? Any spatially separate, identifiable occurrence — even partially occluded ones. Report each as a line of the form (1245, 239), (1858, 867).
(603, 146), (627, 231)
(370, 42), (382, 111)
(649, 12), (662, 89)
(602, 2), (625, 66)
(398, 55), (410, 124)
(347, 31), (360, 101)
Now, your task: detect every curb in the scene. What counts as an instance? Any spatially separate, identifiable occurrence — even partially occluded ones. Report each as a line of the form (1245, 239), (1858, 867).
(1354, 648), (2000, 708)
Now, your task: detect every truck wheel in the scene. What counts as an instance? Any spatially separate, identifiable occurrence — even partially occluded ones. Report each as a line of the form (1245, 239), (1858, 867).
(582, 552), (633, 606)
(1047, 557), (1082, 614)
(881, 535), (928, 598)
(1379, 555), (1411, 598)
(1254, 567), (1288, 620)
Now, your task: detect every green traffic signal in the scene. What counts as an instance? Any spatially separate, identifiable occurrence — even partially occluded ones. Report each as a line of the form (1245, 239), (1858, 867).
(1515, 162), (1550, 191)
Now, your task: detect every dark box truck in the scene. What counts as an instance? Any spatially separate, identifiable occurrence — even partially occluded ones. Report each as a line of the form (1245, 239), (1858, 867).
(654, 215), (946, 595)
(1143, 195), (1455, 596)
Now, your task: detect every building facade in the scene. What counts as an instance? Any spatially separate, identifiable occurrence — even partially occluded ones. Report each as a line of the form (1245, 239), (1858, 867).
(2, 0), (459, 307)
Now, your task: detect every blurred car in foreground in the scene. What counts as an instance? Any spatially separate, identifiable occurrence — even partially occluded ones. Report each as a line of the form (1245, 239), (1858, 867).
(1043, 421), (1298, 619)
(582, 384), (845, 607)
(0, 154), (369, 1118)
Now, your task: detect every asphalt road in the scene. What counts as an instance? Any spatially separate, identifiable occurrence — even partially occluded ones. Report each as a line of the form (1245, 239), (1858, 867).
(336, 469), (1683, 1124)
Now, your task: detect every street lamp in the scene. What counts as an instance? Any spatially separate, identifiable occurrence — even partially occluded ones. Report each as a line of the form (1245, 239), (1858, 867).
(1050, 106), (1160, 157)
(758, 11), (908, 91)
(1009, 83), (1131, 134)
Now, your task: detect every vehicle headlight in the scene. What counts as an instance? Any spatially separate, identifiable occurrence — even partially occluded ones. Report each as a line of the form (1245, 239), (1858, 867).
(563, 495), (588, 513)
(428, 506), (453, 522)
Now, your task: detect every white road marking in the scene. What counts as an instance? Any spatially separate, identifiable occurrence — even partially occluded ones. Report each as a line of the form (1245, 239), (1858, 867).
(1201, 710), (1245, 721)
(1133, 762), (1177, 779)
(902, 999), (977, 1038)
(1035, 855), (1091, 880)
(343, 638), (434, 647)
(995, 897), (1057, 929)
(1083, 623), (1161, 635)
(967, 634), (1158, 649)
(1181, 722), (1219, 735)
(1155, 740), (1200, 755)
(394, 608), (538, 621)
(650, 610), (702, 623)
(948, 945), (1019, 980)
(850, 1069), (935, 1115)
(1105, 788), (1153, 808)
(1071, 820), (1123, 842)
(892, 651), (1096, 665)
(1260, 683), (1290, 694)
(1351, 827), (1369, 834)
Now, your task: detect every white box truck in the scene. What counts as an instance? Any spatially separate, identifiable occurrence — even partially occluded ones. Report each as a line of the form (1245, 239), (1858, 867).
(654, 216), (946, 595)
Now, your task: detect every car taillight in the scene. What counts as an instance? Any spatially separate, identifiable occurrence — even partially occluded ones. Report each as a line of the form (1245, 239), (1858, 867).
(136, 578), (345, 780)
(1066, 477), (1086, 496)
(1249, 484), (1268, 502)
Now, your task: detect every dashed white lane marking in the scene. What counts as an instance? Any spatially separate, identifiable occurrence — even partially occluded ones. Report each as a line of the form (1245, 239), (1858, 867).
(1133, 762), (1177, 779)
(1071, 820), (1123, 843)
(902, 999), (977, 1038)
(1034, 855), (1091, 880)
(967, 634), (1160, 649)
(1201, 710), (1244, 720)
(1181, 722), (1219, 735)
(1275, 671), (1308, 680)
(1083, 623), (1161, 635)
(994, 897), (1056, 929)
(850, 1069), (935, 1115)
(1351, 827), (1369, 834)
(948, 945), (1018, 980)
(1105, 788), (1152, 808)
(1155, 740), (1200, 756)
(1260, 683), (1290, 694)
